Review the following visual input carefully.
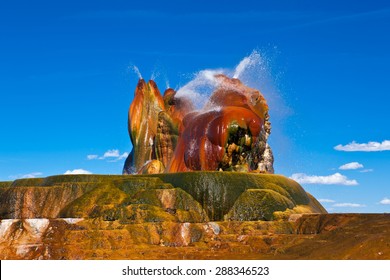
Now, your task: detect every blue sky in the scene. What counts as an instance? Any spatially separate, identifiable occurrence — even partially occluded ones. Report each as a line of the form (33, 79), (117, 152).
(1, 0), (389, 213)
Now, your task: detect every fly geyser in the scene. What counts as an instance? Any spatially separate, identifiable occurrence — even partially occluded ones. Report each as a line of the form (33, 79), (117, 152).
(123, 74), (274, 175)
(1, 57), (338, 260)
(118, 71), (327, 222)
(2, 55), (390, 261)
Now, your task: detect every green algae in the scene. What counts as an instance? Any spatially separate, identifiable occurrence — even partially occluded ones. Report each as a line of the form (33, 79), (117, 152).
(151, 172), (310, 220)
(0, 172), (325, 222)
(226, 189), (295, 221)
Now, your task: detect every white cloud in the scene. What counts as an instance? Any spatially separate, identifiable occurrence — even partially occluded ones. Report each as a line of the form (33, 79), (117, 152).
(87, 154), (98, 160)
(118, 152), (129, 160)
(88, 149), (128, 161)
(290, 173), (358, 186)
(360, 169), (373, 173)
(22, 172), (43, 179)
(318, 199), (336, 203)
(64, 169), (92, 175)
(379, 198), (390, 205)
(103, 149), (120, 158)
(334, 140), (390, 152)
(333, 203), (366, 208)
(339, 162), (363, 170)
(9, 172), (43, 180)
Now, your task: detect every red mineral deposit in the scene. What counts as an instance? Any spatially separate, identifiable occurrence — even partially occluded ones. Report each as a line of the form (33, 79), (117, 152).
(123, 75), (274, 174)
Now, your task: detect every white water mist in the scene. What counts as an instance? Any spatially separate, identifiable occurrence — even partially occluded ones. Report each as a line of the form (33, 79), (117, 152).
(175, 50), (270, 110)
(130, 65), (143, 79)
(175, 69), (226, 110)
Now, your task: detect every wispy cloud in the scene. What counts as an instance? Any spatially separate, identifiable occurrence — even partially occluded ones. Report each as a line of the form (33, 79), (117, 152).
(87, 149), (128, 162)
(102, 150), (121, 158)
(87, 154), (98, 160)
(64, 169), (92, 175)
(334, 140), (390, 152)
(22, 172), (43, 178)
(360, 169), (374, 173)
(339, 162), (363, 170)
(9, 172), (43, 180)
(333, 203), (366, 208)
(379, 198), (390, 205)
(318, 199), (336, 203)
(290, 173), (358, 186)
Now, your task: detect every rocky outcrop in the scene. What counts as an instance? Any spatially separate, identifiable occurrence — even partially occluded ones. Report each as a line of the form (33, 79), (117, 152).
(123, 75), (275, 174)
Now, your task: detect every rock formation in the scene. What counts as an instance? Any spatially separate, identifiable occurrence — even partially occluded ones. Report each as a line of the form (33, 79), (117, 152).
(123, 75), (274, 174)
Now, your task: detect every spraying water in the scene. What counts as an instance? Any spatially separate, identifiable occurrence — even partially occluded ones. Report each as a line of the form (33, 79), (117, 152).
(130, 65), (143, 79)
(175, 69), (226, 109)
(129, 52), (266, 107)
(175, 50), (272, 111)
(150, 70), (160, 81)
(233, 50), (263, 79)
(129, 50), (288, 118)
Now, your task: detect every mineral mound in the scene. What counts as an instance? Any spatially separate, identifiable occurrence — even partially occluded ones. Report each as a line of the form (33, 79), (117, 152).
(123, 75), (274, 175)
(0, 173), (325, 222)
(0, 173), (333, 260)
(1, 175), (388, 260)
(118, 74), (326, 220)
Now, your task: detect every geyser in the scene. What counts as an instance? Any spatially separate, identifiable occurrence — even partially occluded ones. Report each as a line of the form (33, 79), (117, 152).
(123, 71), (274, 175)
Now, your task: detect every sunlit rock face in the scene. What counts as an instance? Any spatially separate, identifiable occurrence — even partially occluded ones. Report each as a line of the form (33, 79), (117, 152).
(123, 74), (274, 174)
